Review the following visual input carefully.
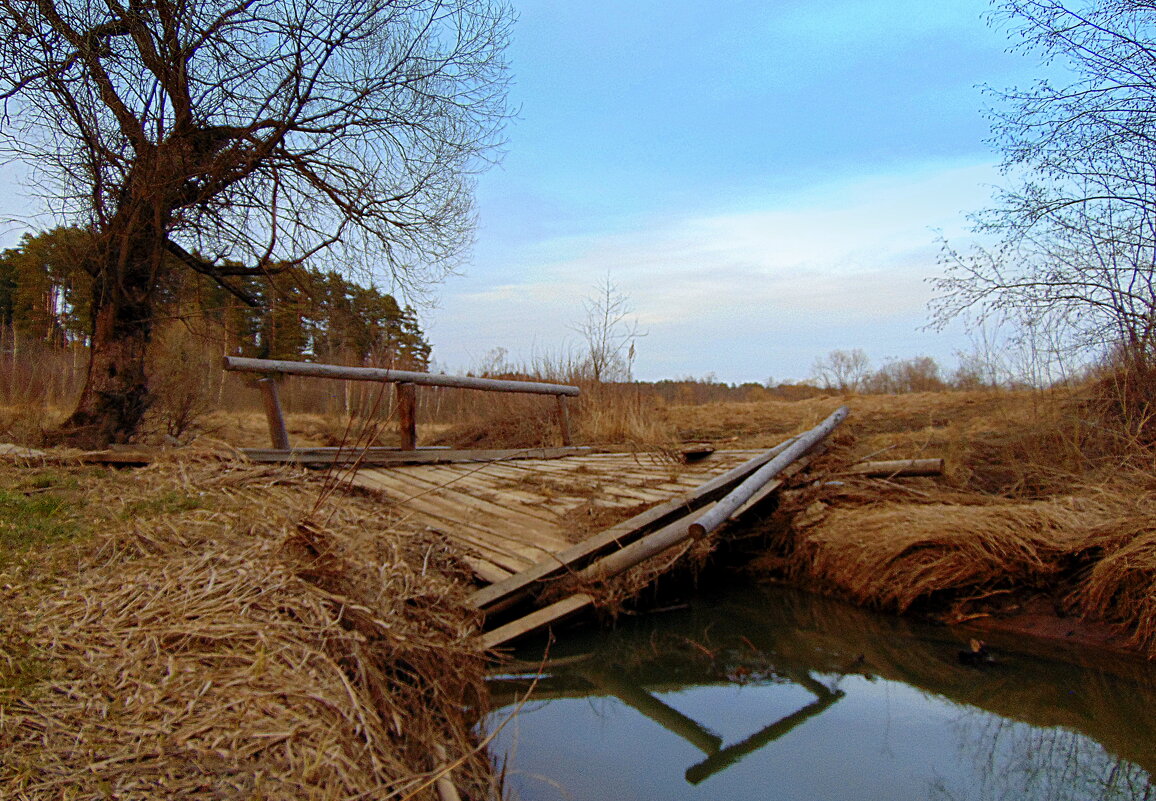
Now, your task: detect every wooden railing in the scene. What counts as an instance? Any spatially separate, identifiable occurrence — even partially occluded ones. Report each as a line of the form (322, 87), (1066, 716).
(223, 356), (581, 450)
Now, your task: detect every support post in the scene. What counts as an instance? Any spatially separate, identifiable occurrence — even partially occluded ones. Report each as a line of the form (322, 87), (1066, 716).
(556, 394), (573, 446)
(258, 377), (290, 450)
(396, 382), (417, 450)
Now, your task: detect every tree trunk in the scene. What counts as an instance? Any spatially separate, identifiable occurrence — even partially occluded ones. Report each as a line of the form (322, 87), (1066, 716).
(56, 230), (160, 448)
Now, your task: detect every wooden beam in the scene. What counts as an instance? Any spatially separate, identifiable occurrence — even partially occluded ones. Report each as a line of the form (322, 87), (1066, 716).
(257, 378), (290, 450)
(240, 446), (590, 466)
(556, 395), (573, 446)
(480, 594), (595, 650)
(396, 382), (417, 450)
(224, 355), (580, 396)
(467, 436), (802, 614)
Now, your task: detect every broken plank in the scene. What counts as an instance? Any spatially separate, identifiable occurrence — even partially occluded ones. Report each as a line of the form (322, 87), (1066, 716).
(480, 593), (595, 650)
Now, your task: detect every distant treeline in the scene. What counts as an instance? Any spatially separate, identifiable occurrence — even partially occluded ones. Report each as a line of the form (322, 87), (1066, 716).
(0, 228), (430, 369)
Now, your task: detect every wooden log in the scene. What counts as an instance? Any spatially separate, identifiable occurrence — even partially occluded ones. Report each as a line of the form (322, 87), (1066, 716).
(556, 394), (573, 446)
(687, 406), (848, 539)
(257, 378), (291, 450)
(396, 382), (417, 450)
(844, 458), (944, 477)
(577, 507), (709, 581)
(224, 355), (580, 396)
(468, 436), (802, 614)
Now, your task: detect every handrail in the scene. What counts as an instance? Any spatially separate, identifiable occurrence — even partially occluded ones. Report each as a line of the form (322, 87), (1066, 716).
(222, 355), (579, 451)
(223, 356), (580, 396)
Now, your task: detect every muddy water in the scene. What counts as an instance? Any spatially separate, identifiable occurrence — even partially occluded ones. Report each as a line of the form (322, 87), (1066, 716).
(484, 584), (1156, 801)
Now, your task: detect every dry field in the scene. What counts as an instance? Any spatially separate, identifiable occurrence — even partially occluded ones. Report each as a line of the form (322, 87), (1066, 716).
(0, 446), (496, 800)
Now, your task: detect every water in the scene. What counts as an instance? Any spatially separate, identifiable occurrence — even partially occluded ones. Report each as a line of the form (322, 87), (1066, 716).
(485, 583), (1156, 801)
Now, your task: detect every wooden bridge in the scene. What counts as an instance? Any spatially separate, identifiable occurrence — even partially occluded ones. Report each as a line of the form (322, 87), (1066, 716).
(225, 357), (858, 650)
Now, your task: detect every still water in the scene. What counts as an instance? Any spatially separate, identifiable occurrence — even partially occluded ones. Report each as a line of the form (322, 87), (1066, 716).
(485, 583), (1156, 801)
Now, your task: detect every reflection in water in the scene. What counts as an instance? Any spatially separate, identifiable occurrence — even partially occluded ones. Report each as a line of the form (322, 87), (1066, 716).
(485, 584), (1156, 801)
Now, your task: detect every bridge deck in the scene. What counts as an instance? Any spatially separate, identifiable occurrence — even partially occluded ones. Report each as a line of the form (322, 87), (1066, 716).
(348, 449), (763, 582)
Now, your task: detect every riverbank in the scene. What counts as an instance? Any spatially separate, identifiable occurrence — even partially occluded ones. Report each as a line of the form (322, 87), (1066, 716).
(0, 447), (494, 799)
(695, 389), (1156, 662)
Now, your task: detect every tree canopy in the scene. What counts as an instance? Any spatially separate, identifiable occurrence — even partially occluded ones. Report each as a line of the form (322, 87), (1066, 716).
(0, 227), (431, 368)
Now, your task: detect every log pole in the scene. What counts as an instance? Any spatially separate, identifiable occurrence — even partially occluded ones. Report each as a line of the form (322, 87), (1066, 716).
(257, 378), (290, 450)
(556, 395), (573, 446)
(687, 406), (849, 539)
(845, 458), (944, 477)
(396, 382), (417, 450)
(224, 355), (579, 396)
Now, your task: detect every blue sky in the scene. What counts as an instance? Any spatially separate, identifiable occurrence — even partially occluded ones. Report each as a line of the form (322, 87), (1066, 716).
(424, 0), (1045, 383)
(0, 1), (1043, 385)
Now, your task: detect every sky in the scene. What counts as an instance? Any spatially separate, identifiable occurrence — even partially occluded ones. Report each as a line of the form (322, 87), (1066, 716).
(422, 0), (1045, 384)
(0, 0), (1045, 385)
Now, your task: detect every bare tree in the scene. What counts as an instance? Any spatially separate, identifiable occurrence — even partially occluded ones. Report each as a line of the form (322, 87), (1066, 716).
(932, 1), (1156, 369)
(0, 0), (512, 445)
(573, 276), (644, 383)
(811, 348), (870, 393)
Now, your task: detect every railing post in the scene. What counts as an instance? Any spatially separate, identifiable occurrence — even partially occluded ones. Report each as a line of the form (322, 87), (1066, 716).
(396, 382), (417, 450)
(258, 377), (291, 450)
(556, 394), (573, 446)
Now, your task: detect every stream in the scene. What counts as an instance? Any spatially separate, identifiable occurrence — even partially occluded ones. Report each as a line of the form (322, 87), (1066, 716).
(484, 582), (1156, 801)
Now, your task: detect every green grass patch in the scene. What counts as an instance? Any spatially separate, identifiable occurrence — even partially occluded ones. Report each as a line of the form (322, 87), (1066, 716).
(0, 488), (81, 563)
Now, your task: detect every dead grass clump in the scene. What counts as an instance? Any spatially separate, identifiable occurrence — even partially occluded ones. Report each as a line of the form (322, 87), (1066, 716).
(1078, 530), (1156, 656)
(795, 498), (1106, 614)
(0, 452), (492, 800)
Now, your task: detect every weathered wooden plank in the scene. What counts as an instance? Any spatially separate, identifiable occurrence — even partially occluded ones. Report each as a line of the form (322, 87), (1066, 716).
(241, 446), (590, 465)
(460, 555), (513, 584)
(393, 465), (564, 522)
(351, 469), (571, 548)
(468, 436), (801, 613)
(480, 593), (595, 650)
(349, 474), (558, 568)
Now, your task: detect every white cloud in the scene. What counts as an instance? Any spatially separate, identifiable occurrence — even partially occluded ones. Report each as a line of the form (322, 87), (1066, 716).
(427, 160), (997, 381)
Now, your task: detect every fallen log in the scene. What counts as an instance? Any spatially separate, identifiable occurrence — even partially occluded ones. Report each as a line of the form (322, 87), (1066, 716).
(686, 406), (849, 539)
(844, 458), (944, 477)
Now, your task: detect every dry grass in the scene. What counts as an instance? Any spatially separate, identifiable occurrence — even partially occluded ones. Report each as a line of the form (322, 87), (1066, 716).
(0, 447), (494, 800)
(768, 471), (1156, 658)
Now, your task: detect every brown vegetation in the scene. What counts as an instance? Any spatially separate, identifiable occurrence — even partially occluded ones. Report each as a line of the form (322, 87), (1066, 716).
(0, 448), (493, 799)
